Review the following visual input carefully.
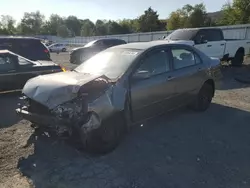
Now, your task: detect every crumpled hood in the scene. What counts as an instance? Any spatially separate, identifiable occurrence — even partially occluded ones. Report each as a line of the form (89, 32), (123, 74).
(22, 71), (104, 109)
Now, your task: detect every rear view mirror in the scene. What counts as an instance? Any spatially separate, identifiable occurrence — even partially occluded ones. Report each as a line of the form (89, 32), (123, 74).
(132, 70), (151, 80)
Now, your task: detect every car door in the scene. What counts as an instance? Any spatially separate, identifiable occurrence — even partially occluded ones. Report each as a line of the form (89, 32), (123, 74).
(194, 29), (226, 59)
(13, 55), (40, 89)
(169, 46), (206, 105)
(129, 47), (177, 122)
(0, 54), (19, 93)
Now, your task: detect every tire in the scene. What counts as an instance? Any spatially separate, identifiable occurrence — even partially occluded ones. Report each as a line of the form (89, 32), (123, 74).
(79, 112), (127, 154)
(231, 50), (244, 67)
(62, 48), (66, 52)
(190, 83), (213, 112)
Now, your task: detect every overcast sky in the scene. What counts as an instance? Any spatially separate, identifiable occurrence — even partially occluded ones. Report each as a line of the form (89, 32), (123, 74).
(0, 0), (230, 22)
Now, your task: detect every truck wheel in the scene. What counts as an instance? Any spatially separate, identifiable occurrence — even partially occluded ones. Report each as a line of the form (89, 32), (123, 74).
(190, 83), (213, 112)
(79, 112), (127, 154)
(231, 49), (244, 67)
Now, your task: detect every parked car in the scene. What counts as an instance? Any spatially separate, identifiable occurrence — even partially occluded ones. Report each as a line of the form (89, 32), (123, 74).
(16, 41), (222, 154)
(0, 50), (65, 94)
(165, 28), (250, 66)
(49, 43), (67, 52)
(70, 38), (127, 64)
(0, 37), (51, 61)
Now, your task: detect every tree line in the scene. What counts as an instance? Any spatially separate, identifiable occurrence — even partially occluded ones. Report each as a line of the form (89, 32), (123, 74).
(0, 0), (249, 38)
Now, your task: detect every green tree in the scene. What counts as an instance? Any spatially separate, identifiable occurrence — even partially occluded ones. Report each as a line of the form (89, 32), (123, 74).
(167, 11), (184, 30)
(20, 11), (45, 35)
(0, 15), (16, 34)
(167, 3), (208, 30)
(219, 0), (250, 25)
(46, 14), (64, 35)
(136, 7), (162, 32)
(57, 25), (70, 38)
(95, 20), (107, 35)
(65, 16), (81, 36)
(81, 19), (95, 36)
(187, 3), (207, 28)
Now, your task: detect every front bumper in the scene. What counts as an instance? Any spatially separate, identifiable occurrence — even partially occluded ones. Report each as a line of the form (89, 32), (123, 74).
(16, 106), (68, 127)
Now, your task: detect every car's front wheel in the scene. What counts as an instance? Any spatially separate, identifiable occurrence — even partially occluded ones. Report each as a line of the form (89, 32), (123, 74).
(79, 112), (127, 154)
(190, 83), (214, 112)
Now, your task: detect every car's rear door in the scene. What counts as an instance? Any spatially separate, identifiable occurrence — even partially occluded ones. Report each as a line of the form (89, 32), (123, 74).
(129, 47), (178, 122)
(13, 54), (53, 89)
(0, 54), (19, 93)
(169, 46), (206, 105)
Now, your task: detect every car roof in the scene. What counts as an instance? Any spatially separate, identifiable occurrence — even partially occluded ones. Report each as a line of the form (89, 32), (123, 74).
(95, 38), (125, 42)
(0, 36), (41, 40)
(111, 40), (192, 50)
(0, 50), (10, 54)
(175, 27), (222, 31)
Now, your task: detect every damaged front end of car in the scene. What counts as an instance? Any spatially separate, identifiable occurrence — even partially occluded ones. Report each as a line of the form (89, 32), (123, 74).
(16, 76), (117, 138)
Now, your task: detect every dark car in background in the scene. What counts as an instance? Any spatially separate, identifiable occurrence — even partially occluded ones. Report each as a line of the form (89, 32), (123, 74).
(70, 38), (127, 64)
(0, 50), (65, 94)
(0, 37), (51, 61)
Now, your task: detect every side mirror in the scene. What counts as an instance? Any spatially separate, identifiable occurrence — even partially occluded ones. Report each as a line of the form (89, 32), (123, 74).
(132, 70), (151, 81)
(200, 36), (208, 44)
(194, 35), (207, 44)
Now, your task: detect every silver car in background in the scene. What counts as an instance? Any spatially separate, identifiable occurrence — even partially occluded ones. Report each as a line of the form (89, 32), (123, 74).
(48, 43), (67, 52)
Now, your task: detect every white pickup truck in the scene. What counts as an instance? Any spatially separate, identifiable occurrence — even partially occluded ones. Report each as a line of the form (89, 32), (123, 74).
(165, 28), (250, 66)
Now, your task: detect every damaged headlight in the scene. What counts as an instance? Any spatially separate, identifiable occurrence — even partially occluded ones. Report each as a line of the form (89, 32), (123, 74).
(51, 97), (88, 121)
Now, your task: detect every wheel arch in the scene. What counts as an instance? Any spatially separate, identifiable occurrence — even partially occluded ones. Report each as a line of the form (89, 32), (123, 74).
(203, 79), (215, 97)
(235, 47), (245, 56)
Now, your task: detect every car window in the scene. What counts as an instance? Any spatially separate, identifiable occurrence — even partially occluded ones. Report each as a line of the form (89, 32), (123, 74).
(171, 48), (198, 69)
(196, 29), (223, 42)
(136, 50), (170, 76)
(11, 39), (50, 61)
(18, 56), (33, 65)
(0, 56), (15, 72)
(103, 40), (115, 47)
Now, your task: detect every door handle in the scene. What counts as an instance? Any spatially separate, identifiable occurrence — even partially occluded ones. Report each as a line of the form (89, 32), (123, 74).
(197, 67), (202, 71)
(207, 45), (212, 47)
(8, 70), (15, 73)
(167, 76), (174, 81)
(220, 44), (225, 46)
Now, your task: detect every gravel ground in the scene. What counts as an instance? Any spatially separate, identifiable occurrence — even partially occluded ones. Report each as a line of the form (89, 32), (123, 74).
(0, 53), (250, 188)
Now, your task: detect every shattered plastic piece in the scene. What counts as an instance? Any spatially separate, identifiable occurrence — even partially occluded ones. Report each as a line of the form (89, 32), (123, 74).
(44, 132), (50, 137)
(81, 113), (101, 134)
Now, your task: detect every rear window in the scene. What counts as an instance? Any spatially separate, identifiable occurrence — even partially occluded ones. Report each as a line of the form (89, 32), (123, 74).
(166, 30), (198, 41)
(0, 38), (50, 61)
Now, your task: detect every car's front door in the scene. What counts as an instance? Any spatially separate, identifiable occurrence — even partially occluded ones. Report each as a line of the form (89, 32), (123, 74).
(169, 47), (206, 105)
(129, 48), (177, 122)
(194, 29), (225, 59)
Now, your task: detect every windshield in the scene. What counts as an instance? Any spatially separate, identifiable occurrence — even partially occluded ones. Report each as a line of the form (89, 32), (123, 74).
(75, 48), (141, 80)
(166, 29), (198, 40)
(84, 40), (97, 47)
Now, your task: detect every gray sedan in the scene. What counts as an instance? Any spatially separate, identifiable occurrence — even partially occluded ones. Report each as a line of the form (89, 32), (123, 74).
(16, 41), (222, 154)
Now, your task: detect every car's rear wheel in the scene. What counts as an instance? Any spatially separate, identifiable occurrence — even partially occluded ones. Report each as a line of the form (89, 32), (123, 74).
(62, 48), (66, 52)
(79, 112), (127, 154)
(190, 83), (214, 112)
(231, 49), (244, 67)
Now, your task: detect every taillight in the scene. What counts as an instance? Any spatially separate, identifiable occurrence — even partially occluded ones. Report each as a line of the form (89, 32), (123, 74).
(60, 65), (66, 72)
(44, 49), (49, 53)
